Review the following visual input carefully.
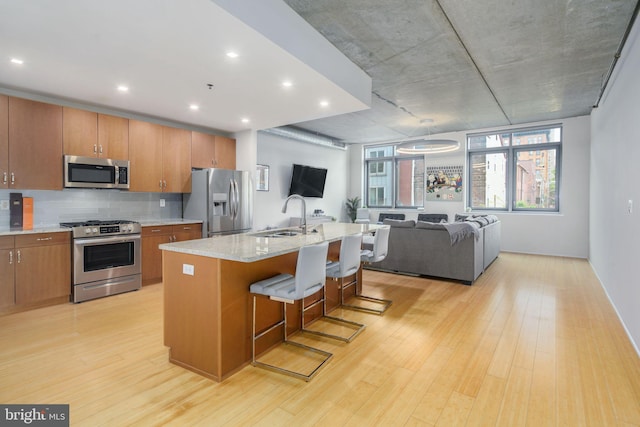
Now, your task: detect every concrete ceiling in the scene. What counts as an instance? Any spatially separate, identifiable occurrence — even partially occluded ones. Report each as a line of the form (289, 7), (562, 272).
(0, 0), (636, 145)
(283, 0), (639, 143)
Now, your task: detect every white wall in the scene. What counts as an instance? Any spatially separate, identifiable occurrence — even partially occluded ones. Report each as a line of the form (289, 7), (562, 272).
(347, 118), (591, 258)
(496, 116), (591, 257)
(254, 132), (349, 230)
(590, 16), (640, 353)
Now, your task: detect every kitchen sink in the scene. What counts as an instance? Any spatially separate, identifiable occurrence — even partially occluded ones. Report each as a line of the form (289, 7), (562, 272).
(252, 229), (303, 238)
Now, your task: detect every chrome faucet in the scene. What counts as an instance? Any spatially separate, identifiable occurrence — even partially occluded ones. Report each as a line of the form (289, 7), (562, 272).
(282, 194), (307, 233)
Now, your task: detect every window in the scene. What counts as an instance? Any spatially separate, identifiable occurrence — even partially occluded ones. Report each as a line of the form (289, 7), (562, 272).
(364, 145), (424, 208)
(467, 125), (561, 212)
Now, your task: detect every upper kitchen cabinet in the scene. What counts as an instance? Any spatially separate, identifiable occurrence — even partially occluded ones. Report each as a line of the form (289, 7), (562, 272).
(98, 114), (129, 160)
(0, 95), (7, 189)
(63, 108), (129, 159)
(129, 120), (191, 192)
(162, 126), (191, 193)
(8, 97), (63, 190)
(191, 131), (236, 170)
(214, 136), (236, 170)
(63, 107), (97, 157)
(129, 120), (163, 192)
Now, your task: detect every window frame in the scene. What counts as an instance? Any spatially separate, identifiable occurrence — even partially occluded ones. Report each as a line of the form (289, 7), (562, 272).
(467, 124), (562, 213)
(364, 144), (424, 209)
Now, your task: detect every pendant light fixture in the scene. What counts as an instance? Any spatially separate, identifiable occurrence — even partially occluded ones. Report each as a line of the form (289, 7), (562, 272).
(396, 139), (460, 154)
(395, 119), (459, 154)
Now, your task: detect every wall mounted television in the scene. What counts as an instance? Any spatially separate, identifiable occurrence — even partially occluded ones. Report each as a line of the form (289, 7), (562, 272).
(288, 164), (327, 198)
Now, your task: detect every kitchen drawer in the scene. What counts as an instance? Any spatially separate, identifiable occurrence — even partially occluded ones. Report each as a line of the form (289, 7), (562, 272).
(141, 225), (173, 237)
(0, 236), (14, 250)
(172, 223), (200, 233)
(15, 232), (70, 248)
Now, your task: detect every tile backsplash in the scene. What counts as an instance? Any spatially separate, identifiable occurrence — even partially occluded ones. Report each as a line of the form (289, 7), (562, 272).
(0, 189), (182, 227)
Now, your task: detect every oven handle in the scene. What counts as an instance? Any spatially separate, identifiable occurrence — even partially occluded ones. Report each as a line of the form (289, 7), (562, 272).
(75, 234), (141, 246)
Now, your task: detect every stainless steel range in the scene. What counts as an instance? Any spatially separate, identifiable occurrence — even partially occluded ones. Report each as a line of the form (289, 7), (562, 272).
(60, 220), (141, 303)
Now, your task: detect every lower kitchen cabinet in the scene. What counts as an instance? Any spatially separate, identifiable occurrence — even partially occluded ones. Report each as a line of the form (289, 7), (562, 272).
(0, 237), (15, 309)
(1, 232), (71, 312)
(142, 223), (202, 286)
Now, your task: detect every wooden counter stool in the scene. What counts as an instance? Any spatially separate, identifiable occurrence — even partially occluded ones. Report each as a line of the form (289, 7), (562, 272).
(250, 241), (332, 381)
(350, 226), (392, 314)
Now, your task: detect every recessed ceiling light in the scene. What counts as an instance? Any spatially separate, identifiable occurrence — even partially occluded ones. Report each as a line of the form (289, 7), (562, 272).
(319, 100), (330, 108)
(10, 58), (23, 65)
(226, 51), (239, 58)
(241, 118), (250, 124)
(189, 104), (199, 111)
(282, 80), (293, 88)
(117, 85), (129, 92)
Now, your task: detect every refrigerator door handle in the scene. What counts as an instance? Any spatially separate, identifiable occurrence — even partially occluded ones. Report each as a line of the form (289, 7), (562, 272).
(232, 179), (239, 220)
(227, 179), (234, 219)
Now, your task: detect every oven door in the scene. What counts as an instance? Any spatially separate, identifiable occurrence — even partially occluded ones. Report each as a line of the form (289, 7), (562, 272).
(73, 234), (141, 285)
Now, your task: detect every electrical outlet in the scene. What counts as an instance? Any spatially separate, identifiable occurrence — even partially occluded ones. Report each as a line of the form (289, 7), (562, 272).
(182, 264), (194, 276)
(0, 200), (9, 211)
(160, 199), (166, 207)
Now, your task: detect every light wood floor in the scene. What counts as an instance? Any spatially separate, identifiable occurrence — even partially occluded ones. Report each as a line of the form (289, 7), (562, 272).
(1, 253), (639, 426)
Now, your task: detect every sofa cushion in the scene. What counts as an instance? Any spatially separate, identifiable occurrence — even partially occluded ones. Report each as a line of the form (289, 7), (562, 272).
(417, 213), (448, 223)
(378, 213), (406, 223)
(415, 221), (446, 230)
(383, 219), (415, 228)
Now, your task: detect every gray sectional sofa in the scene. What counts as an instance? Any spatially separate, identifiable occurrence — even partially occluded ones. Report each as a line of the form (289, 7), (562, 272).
(367, 215), (501, 285)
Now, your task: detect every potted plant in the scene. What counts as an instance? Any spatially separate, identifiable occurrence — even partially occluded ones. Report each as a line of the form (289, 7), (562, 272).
(345, 196), (361, 223)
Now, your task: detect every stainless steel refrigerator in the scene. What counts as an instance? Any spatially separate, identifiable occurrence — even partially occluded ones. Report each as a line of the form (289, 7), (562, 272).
(183, 169), (253, 237)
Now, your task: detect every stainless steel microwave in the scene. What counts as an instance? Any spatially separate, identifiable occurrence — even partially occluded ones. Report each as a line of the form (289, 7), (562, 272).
(64, 155), (130, 189)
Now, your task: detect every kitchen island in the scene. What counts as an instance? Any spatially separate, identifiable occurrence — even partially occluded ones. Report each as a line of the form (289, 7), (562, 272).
(159, 222), (382, 381)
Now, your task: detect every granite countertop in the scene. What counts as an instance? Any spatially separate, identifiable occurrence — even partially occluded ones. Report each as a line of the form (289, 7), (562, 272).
(0, 225), (71, 237)
(138, 218), (203, 227)
(159, 222), (384, 263)
(0, 218), (203, 237)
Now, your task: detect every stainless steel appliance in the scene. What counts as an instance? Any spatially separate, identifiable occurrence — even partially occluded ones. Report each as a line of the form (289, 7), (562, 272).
(64, 155), (130, 189)
(183, 169), (253, 237)
(60, 220), (141, 303)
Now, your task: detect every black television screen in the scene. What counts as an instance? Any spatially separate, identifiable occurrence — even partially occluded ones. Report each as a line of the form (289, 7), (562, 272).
(288, 164), (327, 198)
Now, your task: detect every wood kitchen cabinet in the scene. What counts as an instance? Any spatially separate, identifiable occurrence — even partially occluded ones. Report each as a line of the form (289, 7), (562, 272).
(14, 232), (71, 306)
(0, 95), (8, 189)
(98, 114), (129, 160)
(162, 127), (191, 192)
(0, 236), (15, 310)
(191, 131), (236, 170)
(129, 120), (191, 192)
(63, 108), (129, 159)
(141, 223), (202, 286)
(63, 107), (97, 157)
(7, 97), (63, 190)
(0, 232), (71, 312)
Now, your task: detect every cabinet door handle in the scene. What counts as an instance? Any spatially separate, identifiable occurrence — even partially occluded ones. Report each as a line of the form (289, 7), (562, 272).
(36, 237), (53, 241)
(9, 250), (13, 265)
(2, 172), (6, 184)
(99, 145), (103, 154)
(94, 144), (98, 154)
(163, 180), (167, 189)
(151, 229), (161, 233)
(183, 227), (191, 230)
(16, 250), (21, 264)
(159, 180), (163, 189)
(10, 173), (15, 184)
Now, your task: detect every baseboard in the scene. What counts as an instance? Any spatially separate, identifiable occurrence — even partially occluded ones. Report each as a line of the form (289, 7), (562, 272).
(588, 259), (640, 358)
